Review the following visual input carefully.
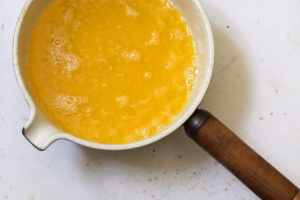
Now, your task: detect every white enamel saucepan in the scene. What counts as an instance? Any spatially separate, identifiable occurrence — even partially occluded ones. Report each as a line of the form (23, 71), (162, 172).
(13, 0), (299, 199)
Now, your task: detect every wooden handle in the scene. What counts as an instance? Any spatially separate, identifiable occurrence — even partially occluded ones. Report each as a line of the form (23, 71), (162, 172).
(184, 109), (300, 200)
(294, 191), (300, 200)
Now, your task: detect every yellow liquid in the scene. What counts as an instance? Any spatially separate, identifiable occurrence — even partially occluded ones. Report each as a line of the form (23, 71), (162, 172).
(28, 0), (198, 144)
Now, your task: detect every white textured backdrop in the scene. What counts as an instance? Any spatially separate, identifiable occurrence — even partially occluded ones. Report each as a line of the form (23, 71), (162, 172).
(0, 0), (300, 199)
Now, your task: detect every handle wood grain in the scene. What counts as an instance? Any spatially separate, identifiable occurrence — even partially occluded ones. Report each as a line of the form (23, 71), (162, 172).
(294, 191), (300, 200)
(184, 109), (299, 200)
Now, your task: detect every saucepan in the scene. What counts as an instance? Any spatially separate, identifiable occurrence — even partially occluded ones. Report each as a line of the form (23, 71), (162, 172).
(13, 0), (299, 199)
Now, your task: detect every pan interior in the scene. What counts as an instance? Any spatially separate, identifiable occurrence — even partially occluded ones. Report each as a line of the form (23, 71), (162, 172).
(15, 0), (213, 149)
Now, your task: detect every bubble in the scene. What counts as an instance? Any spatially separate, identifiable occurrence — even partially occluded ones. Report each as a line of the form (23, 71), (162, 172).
(161, 0), (173, 8)
(122, 50), (140, 61)
(50, 38), (66, 52)
(145, 31), (159, 46)
(101, 109), (110, 116)
(165, 52), (176, 70)
(157, 125), (166, 132)
(186, 79), (194, 87)
(86, 107), (94, 113)
(116, 95), (129, 108)
(74, 19), (83, 28)
(96, 56), (107, 64)
(53, 94), (88, 115)
(135, 128), (149, 138)
(151, 118), (160, 126)
(63, 53), (80, 73)
(185, 66), (196, 88)
(126, 6), (138, 17)
(52, 54), (64, 65)
(54, 38), (62, 46)
(171, 29), (185, 40)
(161, 110), (172, 118)
(50, 29), (67, 48)
(166, 61), (174, 70)
(54, 95), (77, 114)
(144, 71), (152, 79)
(49, 36), (80, 74)
(63, 9), (74, 22)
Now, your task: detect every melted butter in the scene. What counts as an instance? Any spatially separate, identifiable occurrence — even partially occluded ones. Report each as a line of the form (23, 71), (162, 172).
(27, 0), (198, 144)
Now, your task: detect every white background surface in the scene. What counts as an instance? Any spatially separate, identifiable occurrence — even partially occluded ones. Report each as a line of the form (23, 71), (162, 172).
(1, 0), (300, 199)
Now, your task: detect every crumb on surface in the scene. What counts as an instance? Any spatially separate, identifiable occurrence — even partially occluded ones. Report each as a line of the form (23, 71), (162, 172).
(270, 112), (274, 116)
(275, 89), (279, 93)
(259, 117), (264, 120)
(177, 155), (183, 159)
